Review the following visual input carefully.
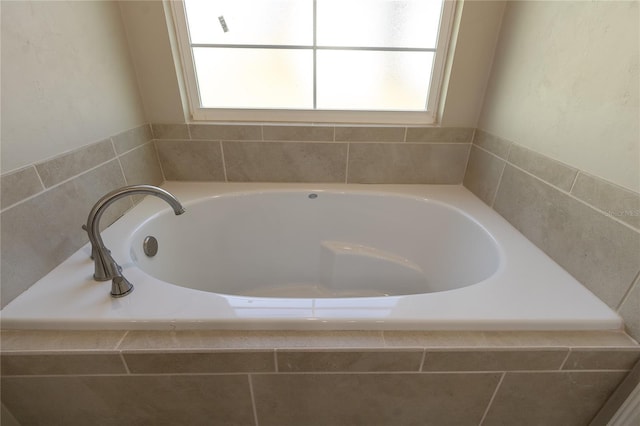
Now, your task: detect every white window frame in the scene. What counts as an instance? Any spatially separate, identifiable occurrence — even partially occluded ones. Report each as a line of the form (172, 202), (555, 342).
(169, 0), (456, 124)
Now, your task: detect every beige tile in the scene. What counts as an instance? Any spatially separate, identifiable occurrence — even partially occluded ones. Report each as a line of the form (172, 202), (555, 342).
(1, 160), (127, 308)
(620, 275), (640, 342)
(571, 172), (640, 230)
(35, 139), (116, 188)
(277, 349), (423, 372)
(463, 145), (506, 206)
(473, 129), (512, 159)
(118, 142), (164, 186)
(1, 354), (126, 376)
(406, 127), (474, 143)
(224, 141), (347, 182)
(562, 348), (640, 370)
(347, 142), (470, 184)
(383, 331), (638, 348)
(111, 124), (153, 154)
(151, 123), (190, 139)
(155, 140), (225, 181)
(0, 166), (44, 209)
(423, 349), (567, 371)
(123, 350), (275, 373)
(2, 375), (255, 426)
(252, 372), (500, 426)
(263, 125), (333, 141)
(508, 144), (578, 191)
(334, 126), (405, 142)
(120, 330), (385, 350)
(189, 124), (261, 140)
(494, 165), (640, 309)
(0, 330), (127, 351)
(483, 371), (627, 426)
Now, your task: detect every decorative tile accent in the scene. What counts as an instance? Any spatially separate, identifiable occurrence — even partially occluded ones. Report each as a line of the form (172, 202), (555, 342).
(119, 330), (386, 350)
(562, 348), (640, 370)
(223, 141), (347, 183)
(111, 124), (153, 154)
(507, 144), (578, 191)
(482, 371), (627, 426)
(277, 349), (423, 372)
(405, 127), (474, 143)
(189, 124), (261, 141)
(422, 349), (568, 371)
(571, 172), (640, 230)
(123, 351), (275, 373)
(334, 126), (405, 142)
(155, 140), (225, 181)
(263, 125), (334, 141)
(347, 142), (470, 184)
(494, 165), (640, 309)
(0, 166), (43, 209)
(251, 372), (501, 426)
(0, 330), (127, 351)
(463, 145), (506, 205)
(1, 354), (127, 376)
(35, 139), (116, 188)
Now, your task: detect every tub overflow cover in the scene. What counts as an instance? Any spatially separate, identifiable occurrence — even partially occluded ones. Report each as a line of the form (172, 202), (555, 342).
(143, 236), (159, 257)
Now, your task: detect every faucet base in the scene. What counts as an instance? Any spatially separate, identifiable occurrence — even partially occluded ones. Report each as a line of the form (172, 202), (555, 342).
(111, 276), (134, 298)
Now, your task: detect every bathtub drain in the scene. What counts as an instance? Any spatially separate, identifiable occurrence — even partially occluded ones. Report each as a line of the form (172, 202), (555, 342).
(143, 236), (159, 257)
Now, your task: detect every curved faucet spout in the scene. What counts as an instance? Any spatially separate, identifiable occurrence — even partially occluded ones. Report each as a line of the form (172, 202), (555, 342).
(85, 184), (185, 297)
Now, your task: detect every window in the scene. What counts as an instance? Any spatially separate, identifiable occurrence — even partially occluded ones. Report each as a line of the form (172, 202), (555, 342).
(171, 0), (455, 124)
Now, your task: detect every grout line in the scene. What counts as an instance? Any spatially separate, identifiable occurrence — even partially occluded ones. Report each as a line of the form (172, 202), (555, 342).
(116, 151), (129, 186)
(490, 160), (508, 208)
(616, 269), (640, 312)
(119, 353), (132, 374)
(332, 126), (336, 142)
(558, 349), (572, 370)
(568, 170), (580, 193)
(344, 143), (350, 184)
(418, 349), (428, 372)
(152, 140), (167, 183)
(32, 164), (47, 192)
(273, 350), (279, 373)
(248, 375), (260, 426)
(478, 372), (505, 426)
(114, 331), (130, 351)
(403, 126), (408, 142)
(260, 125), (265, 141)
(220, 141), (229, 183)
(186, 123), (192, 140)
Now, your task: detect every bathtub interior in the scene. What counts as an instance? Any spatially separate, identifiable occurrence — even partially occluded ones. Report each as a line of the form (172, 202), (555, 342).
(129, 191), (501, 298)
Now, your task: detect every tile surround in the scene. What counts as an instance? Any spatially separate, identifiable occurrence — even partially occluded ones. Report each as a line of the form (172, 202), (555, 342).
(3, 122), (640, 425)
(0, 124), (159, 308)
(152, 124), (474, 184)
(464, 129), (640, 343)
(1, 329), (637, 426)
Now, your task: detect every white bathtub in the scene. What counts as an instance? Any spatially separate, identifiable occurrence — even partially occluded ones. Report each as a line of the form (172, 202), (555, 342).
(0, 182), (622, 330)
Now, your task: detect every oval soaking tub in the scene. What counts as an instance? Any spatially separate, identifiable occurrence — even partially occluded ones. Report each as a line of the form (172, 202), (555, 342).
(0, 182), (622, 330)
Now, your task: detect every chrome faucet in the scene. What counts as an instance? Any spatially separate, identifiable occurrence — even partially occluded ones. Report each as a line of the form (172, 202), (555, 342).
(85, 184), (185, 297)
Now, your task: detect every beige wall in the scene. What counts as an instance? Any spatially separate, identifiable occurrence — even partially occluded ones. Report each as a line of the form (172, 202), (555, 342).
(478, 0), (640, 192)
(0, 0), (146, 173)
(120, 0), (505, 127)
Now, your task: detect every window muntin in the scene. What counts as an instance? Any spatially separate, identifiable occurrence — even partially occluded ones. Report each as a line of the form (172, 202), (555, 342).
(173, 0), (455, 123)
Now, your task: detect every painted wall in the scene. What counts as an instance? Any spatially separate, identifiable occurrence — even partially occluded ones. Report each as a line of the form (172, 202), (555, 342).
(119, 0), (505, 127)
(478, 0), (640, 192)
(0, 0), (146, 173)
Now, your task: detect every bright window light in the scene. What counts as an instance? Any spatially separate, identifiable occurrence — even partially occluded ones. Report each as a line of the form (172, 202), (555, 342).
(172, 0), (454, 123)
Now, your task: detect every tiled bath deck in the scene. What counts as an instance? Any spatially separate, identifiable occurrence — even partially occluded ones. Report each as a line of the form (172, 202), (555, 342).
(2, 329), (639, 425)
